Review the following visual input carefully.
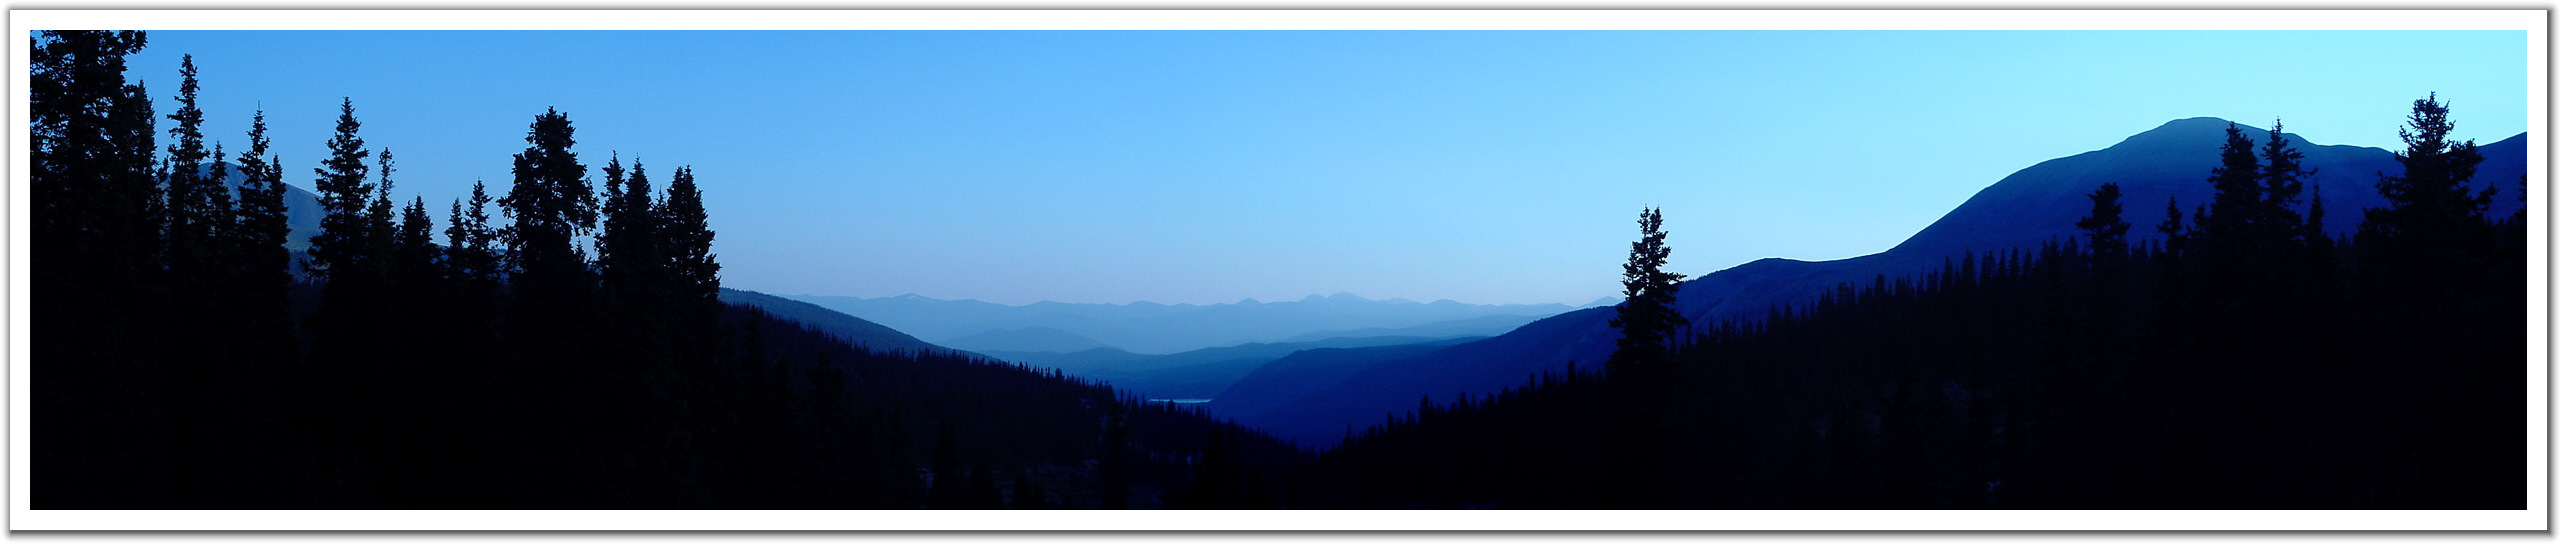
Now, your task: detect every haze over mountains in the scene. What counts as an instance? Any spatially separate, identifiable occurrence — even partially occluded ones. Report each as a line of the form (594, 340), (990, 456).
(982, 335), (1486, 400)
(240, 116), (2521, 451)
(1210, 118), (2529, 446)
(781, 292), (1586, 354)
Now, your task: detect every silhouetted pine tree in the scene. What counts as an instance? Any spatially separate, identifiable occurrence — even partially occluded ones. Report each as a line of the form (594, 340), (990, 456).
(493, 108), (600, 504)
(2347, 93), (2512, 508)
(597, 154), (664, 296)
(444, 180), (503, 298)
(109, 78), (163, 278)
(1607, 206), (1687, 377)
(162, 54), (229, 283)
(300, 98), (390, 506)
(1602, 206), (1685, 507)
(167, 80), (262, 509)
(307, 99), (372, 280)
(2258, 120), (2311, 243)
(393, 197), (437, 286)
(227, 107), (297, 369)
(661, 166), (722, 345)
(2362, 93), (2493, 249)
(2196, 123), (2262, 252)
(31, 29), (170, 509)
(2075, 183), (2129, 263)
(2155, 196), (2187, 256)
(501, 107), (599, 292)
(364, 150), (400, 274)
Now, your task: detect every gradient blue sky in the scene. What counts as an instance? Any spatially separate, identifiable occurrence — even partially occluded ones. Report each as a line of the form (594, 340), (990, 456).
(115, 30), (2527, 305)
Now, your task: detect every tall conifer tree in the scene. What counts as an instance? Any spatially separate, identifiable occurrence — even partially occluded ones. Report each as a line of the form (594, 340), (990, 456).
(2362, 93), (2491, 246)
(444, 180), (502, 293)
(29, 30), (160, 509)
(230, 108), (296, 369)
(2198, 123), (2261, 251)
(307, 99), (373, 279)
(2258, 120), (2311, 244)
(500, 107), (597, 290)
(163, 54), (228, 275)
(2076, 183), (2130, 262)
(661, 166), (720, 320)
(1607, 207), (1686, 378)
(365, 149), (400, 280)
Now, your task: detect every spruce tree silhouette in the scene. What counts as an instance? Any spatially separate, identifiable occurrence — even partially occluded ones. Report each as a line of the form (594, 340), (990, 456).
(2351, 93), (2511, 508)
(153, 52), (239, 508)
(2155, 196), (2187, 255)
(300, 98), (393, 505)
(229, 108), (296, 376)
(2196, 124), (2262, 253)
(1607, 207), (1687, 379)
(660, 166), (723, 368)
(306, 99), (372, 280)
(33, 29), (171, 508)
(2364, 93), (2493, 247)
(2258, 120), (2312, 243)
(1603, 207), (1684, 508)
(2075, 183), (2129, 263)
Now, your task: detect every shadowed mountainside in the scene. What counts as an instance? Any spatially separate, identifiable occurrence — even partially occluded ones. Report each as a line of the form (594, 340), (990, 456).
(717, 288), (957, 356)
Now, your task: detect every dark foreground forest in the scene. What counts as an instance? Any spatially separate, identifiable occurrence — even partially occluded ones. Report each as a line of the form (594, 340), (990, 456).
(31, 30), (2526, 510)
(1304, 104), (2525, 509)
(32, 30), (1297, 510)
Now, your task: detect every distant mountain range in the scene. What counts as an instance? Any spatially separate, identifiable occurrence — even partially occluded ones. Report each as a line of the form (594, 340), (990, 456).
(981, 335), (1484, 400)
(1214, 118), (2529, 447)
(942, 326), (1115, 354)
(721, 288), (1493, 402)
(780, 291), (1579, 354)
(1277, 313), (1550, 343)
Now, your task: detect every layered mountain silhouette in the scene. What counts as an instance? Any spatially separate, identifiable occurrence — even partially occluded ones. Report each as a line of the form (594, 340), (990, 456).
(981, 335), (1485, 400)
(941, 326), (1115, 354)
(729, 288), (1490, 401)
(782, 291), (1576, 354)
(1278, 314), (1548, 343)
(1214, 118), (2529, 447)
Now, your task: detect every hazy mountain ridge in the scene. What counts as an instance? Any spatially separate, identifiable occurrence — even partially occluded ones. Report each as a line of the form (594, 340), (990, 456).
(783, 291), (1577, 354)
(1216, 118), (2529, 447)
(1278, 314), (1549, 343)
(941, 326), (1115, 354)
(984, 335), (1486, 400)
(720, 286), (1505, 403)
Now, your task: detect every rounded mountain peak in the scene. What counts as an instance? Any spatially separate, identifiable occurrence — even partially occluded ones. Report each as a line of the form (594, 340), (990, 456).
(2109, 117), (2263, 152)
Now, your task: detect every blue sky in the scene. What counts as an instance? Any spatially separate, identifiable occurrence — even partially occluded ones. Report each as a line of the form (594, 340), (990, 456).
(115, 30), (2527, 305)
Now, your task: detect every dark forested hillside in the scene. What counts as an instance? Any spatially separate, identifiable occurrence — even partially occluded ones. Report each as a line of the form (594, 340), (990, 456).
(1222, 118), (2528, 450)
(718, 287), (956, 356)
(29, 29), (2526, 513)
(1304, 101), (2526, 509)
(713, 304), (1304, 510)
(30, 31), (1300, 510)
